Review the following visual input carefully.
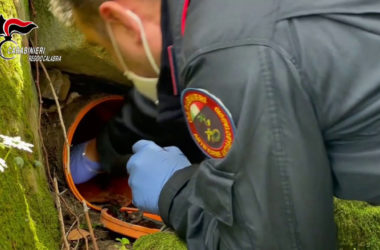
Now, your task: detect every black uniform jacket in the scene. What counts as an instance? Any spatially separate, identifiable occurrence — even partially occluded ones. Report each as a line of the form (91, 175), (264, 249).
(154, 0), (380, 249)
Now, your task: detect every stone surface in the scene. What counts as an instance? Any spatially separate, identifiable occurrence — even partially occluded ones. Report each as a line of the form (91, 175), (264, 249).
(0, 0), (60, 249)
(40, 69), (71, 101)
(31, 0), (129, 86)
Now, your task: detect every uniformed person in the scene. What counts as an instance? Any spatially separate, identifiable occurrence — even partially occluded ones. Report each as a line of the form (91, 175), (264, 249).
(62, 0), (380, 249)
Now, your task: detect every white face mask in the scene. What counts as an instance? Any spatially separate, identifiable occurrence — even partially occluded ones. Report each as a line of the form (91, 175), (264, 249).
(106, 10), (160, 103)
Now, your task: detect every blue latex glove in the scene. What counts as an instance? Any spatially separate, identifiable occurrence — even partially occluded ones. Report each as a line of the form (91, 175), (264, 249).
(70, 142), (103, 184)
(127, 140), (191, 214)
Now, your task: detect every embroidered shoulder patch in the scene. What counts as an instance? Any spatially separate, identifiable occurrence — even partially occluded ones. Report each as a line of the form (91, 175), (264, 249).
(182, 88), (236, 159)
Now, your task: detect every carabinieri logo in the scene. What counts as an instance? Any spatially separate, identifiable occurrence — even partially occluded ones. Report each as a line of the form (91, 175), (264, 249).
(0, 15), (38, 60)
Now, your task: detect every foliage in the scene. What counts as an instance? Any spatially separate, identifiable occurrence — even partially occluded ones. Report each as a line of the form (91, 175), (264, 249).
(0, 1), (60, 248)
(133, 232), (187, 250)
(335, 198), (380, 249)
(115, 237), (131, 250)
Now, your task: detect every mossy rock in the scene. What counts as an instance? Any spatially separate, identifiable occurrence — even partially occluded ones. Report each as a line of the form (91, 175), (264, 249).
(335, 198), (380, 249)
(32, 0), (128, 85)
(133, 232), (187, 250)
(0, 1), (60, 249)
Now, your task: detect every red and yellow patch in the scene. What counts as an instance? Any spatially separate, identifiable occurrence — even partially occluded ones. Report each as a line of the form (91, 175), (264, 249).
(182, 89), (235, 159)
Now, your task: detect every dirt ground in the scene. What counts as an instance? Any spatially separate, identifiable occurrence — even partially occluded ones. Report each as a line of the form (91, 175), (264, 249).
(61, 190), (136, 249)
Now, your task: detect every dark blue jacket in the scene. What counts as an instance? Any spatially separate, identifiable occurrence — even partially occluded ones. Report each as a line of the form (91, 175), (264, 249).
(157, 0), (380, 249)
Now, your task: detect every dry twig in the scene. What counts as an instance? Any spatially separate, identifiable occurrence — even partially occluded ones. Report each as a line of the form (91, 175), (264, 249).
(38, 61), (71, 177)
(66, 220), (78, 238)
(73, 239), (81, 250)
(60, 195), (79, 220)
(84, 237), (89, 250)
(54, 177), (70, 250)
(83, 201), (99, 250)
(28, 3), (78, 249)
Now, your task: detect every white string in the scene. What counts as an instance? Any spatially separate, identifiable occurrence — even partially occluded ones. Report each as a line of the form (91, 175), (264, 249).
(126, 10), (160, 74)
(105, 22), (130, 74)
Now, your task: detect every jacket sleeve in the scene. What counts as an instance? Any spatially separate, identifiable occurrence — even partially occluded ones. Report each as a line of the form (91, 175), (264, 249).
(158, 45), (337, 250)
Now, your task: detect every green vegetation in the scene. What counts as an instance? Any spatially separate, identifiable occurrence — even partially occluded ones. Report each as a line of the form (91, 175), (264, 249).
(115, 237), (131, 250)
(335, 198), (380, 249)
(0, 1), (60, 249)
(133, 232), (187, 250)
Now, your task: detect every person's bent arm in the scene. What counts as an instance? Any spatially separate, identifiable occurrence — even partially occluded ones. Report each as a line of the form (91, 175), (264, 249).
(155, 45), (336, 249)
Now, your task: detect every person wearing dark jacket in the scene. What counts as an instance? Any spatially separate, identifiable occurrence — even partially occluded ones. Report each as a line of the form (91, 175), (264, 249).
(59, 0), (380, 248)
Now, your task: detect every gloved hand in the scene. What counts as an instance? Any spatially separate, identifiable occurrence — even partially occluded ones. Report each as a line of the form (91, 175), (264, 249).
(127, 140), (191, 214)
(70, 142), (103, 184)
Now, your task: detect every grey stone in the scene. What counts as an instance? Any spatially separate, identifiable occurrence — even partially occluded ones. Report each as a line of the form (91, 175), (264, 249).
(32, 0), (130, 86)
(40, 69), (71, 101)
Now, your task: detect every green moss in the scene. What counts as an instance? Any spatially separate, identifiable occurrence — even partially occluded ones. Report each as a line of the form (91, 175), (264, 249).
(0, 1), (60, 249)
(335, 198), (380, 249)
(133, 232), (187, 250)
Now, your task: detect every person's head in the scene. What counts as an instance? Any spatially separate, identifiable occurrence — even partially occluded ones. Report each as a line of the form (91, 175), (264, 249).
(55, 0), (162, 77)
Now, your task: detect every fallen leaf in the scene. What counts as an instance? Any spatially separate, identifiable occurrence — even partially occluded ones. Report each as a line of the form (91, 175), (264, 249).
(68, 228), (90, 241)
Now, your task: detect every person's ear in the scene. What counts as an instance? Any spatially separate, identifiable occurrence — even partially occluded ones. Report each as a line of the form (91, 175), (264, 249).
(99, 1), (140, 42)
